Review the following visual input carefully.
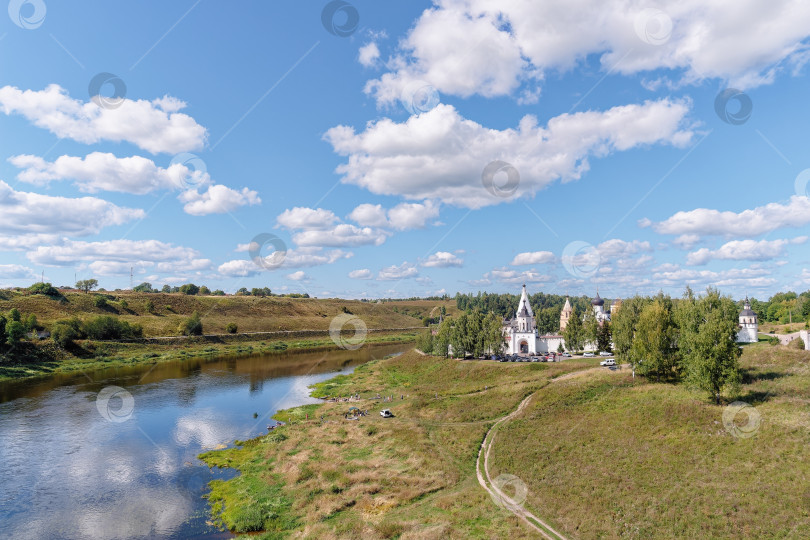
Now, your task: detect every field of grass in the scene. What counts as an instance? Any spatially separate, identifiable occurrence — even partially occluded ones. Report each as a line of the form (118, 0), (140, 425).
(200, 352), (598, 539)
(201, 343), (810, 539)
(488, 341), (810, 538)
(0, 290), (454, 336)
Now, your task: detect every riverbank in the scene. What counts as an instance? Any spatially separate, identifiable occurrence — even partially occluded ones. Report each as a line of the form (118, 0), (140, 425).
(199, 343), (810, 539)
(199, 350), (595, 538)
(0, 330), (422, 383)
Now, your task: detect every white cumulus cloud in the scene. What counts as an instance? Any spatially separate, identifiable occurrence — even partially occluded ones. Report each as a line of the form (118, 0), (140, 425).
(420, 251), (463, 268)
(510, 251), (555, 265)
(178, 185), (260, 216)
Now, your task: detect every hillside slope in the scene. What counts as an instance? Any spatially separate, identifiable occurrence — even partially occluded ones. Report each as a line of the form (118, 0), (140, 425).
(0, 290), (453, 337)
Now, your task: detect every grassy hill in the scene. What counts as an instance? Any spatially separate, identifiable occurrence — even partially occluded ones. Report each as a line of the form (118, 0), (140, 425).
(200, 343), (810, 539)
(0, 290), (453, 336)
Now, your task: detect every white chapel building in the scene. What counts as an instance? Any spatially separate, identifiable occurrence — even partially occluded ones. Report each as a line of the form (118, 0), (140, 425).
(736, 297), (759, 343)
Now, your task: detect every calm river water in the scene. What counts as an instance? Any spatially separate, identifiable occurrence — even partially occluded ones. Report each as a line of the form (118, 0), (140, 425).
(0, 342), (410, 539)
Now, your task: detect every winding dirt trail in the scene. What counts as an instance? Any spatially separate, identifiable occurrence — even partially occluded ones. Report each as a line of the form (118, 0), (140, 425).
(475, 366), (618, 539)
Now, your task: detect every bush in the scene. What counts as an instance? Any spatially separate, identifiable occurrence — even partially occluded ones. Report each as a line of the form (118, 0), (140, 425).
(179, 311), (203, 336)
(51, 318), (84, 348)
(768, 336), (779, 346)
(7, 308), (21, 322)
(179, 283), (200, 295)
(145, 300), (155, 314)
(212, 290), (225, 296)
(226, 323), (238, 334)
(28, 282), (60, 297)
(94, 296), (108, 308)
(0, 315), (6, 344)
(793, 338), (806, 350)
(23, 314), (38, 332)
(84, 316), (143, 340)
(198, 286), (211, 295)
(6, 321), (25, 345)
(119, 299), (128, 310)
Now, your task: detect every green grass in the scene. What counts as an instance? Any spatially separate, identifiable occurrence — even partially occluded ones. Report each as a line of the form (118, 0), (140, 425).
(200, 344), (810, 538)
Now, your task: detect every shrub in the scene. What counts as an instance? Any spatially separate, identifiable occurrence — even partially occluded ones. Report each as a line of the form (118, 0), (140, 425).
(212, 290), (225, 296)
(793, 338), (806, 350)
(179, 283), (200, 295)
(0, 315), (5, 344)
(179, 311), (203, 336)
(51, 318), (84, 348)
(94, 296), (108, 308)
(768, 336), (779, 346)
(7, 308), (21, 322)
(198, 286), (211, 295)
(84, 316), (143, 340)
(145, 300), (155, 314)
(23, 314), (38, 332)
(27, 282), (60, 297)
(6, 321), (25, 345)
(226, 323), (238, 334)
(119, 299), (128, 310)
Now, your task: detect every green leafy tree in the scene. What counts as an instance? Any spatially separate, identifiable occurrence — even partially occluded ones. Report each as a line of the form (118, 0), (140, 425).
(161, 284), (172, 293)
(179, 283), (200, 295)
(76, 279), (99, 294)
(119, 299), (128, 310)
(557, 342), (564, 354)
(562, 307), (584, 352)
(611, 296), (647, 377)
(6, 321), (25, 345)
(237, 287), (250, 296)
(8, 308), (21, 322)
(483, 311), (505, 355)
(0, 315), (7, 345)
(133, 282), (154, 293)
(24, 313), (38, 332)
(145, 300), (155, 314)
(676, 288), (742, 403)
(632, 299), (679, 381)
(84, 316), (143, 339)
(596, 321), (612, 353)
(51, 318), (84, 348)
(582, 307), (599, 350)
(212, 290), (225, 296)
(28, 282), (60, 297)
(94, 296), (108, 308)
(179, 311), (203, 336)
(198, 285), (211, 295)
(226, 322), (238, 334)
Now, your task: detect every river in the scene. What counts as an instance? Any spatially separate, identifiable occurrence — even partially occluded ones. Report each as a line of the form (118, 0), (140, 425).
(0, 342), (410, 539)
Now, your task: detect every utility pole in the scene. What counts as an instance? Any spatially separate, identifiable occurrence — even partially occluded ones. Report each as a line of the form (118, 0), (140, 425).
(130, 266), (133, 290)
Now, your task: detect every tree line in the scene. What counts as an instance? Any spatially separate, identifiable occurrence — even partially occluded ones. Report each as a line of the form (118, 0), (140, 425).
(417, 309), (505, 358)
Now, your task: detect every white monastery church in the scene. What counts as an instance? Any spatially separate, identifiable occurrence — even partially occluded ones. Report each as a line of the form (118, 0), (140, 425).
(502, 285), (763, 355)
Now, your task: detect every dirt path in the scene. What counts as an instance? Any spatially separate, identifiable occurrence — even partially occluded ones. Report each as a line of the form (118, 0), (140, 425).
(476, 364), (627, 539)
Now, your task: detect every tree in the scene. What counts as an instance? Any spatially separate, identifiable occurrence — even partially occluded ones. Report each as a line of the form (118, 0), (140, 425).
(198, 285), (211, 295)
(119, 299), (128, 310)
(161, 284), (172, 293)
(0, 315), (6, 345)
(133, 282), (154, 293)
(212, 290), (225, 296)
(676, 288), (742, 403)
(51, 318), (84, 348)
(145, 300), (155, 314)
(562, 307), (584, 352)
(6, 321), (25, 346)
(76, 279), (99, 294)
(94, 296), (108, 308)
(632, 300), (678, 381)
(226, 322), (238, 334)
(28, 282), (60, 297)
(84, 316), (143, 339)
(596, 322), (612, 353)
(482, 311), (505, 355)
(179, 283), (200, 295)
(23, 313), (38, 332)
(557, 342), (564, 354)
(582, 307), (599, 349)
(611, 296), (647, 377)
(179, 311), (203, 336)
(8, 308), (21, 322)
(237, 287), (250, 296)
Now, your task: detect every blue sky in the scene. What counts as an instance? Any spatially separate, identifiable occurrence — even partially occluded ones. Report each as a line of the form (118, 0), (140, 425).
(1, 0), (810, 299)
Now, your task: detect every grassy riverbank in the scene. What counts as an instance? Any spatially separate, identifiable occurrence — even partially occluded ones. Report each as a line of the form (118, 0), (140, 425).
(0, 331), (422, 383)
(200, 343), (810, 539)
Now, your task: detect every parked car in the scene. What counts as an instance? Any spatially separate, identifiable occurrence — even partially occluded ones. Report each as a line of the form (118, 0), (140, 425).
(380, 409), (394, 418)
(600, 358), (616, 367)
(599, 351), (613, 357)
(562, 352), (572, 357)
(530, 356), (539, 362)
(583, 352), (595, 357)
